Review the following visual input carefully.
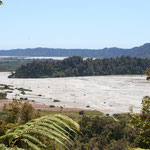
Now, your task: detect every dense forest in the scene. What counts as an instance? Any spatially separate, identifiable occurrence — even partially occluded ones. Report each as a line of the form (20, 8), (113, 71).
(1, 43), (150, 58)
(69, 97), (150, 150)
(0, 59), (32, 71)
(9, 56), (150, 78)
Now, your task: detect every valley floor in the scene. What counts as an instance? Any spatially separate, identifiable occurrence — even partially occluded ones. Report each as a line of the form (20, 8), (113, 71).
(0, 72), (149, 114)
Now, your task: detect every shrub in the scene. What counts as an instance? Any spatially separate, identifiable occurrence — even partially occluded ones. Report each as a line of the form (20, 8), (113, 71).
(53, 99), (61, 102)
(21, 90), (25, 95)
(21, 102), (36, 123)
(49, 105), (55, 108)
(3, 100), (36, 123)
(79, 111), (85, 115)
(0, 92), (7, 100)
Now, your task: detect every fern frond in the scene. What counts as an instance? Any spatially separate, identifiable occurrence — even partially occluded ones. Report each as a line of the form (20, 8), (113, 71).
(21, 134), (46, 148)
(21, 139), (41, 150)
(42, 120), (75, 139)
(47, 116), (77, 134)
(0, 1), (4, 5)
(38, 123), (73, 143)
(34, 126), (72, 144)
(0, 144), (24, 150)
(28, 129), (65, 148)
(0, 114), (79, 149)
(0, 133), (17, 141)
(0, 144), (8, 150)
(55, 114), (80, 131)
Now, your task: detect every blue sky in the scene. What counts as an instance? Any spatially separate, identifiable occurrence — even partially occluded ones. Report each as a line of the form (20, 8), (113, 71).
(0, 0), (150, 49)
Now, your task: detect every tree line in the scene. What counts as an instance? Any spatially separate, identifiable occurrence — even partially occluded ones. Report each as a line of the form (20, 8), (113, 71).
(9, 56), (150, 78)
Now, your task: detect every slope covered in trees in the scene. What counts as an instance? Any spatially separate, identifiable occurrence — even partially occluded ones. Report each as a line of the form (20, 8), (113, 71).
(9, 56), (150, 78)
(0, 97), (150, 150)
(1, 43), (150, 58)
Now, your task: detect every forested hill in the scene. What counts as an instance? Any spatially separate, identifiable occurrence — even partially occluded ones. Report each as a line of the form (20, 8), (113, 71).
(9, 56), (150, 78)
(1, 43), (150, 58)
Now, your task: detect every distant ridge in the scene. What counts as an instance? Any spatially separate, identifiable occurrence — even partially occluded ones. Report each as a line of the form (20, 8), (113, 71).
(1, 43), (150, 58)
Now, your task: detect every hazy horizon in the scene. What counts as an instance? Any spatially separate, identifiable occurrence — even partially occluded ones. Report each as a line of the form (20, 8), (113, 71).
(0, 43), (149, 51)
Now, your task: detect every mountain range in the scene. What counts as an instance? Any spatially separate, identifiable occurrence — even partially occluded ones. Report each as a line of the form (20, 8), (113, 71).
(0, 43), (150, 58)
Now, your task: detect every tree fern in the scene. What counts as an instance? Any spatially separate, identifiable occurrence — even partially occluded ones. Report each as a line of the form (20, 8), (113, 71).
(0, 1), (3, 5)
(130, 148), (148, 150)
(0, 114), (79, 150)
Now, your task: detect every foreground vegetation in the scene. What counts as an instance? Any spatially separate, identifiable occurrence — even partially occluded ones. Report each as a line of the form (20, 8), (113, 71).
(0, 100), (79, 149)
(9, 56), (150, 78)
(0, 114), (79, 150)
(0, 96), (150, 149)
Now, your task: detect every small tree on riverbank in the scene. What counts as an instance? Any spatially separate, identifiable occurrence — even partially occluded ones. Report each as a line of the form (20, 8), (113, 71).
(145, 68), (150, 80)
(0, 92), (7, 100)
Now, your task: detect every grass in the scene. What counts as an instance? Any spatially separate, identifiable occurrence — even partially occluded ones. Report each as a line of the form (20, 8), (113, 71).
(37, 109), (104, 122)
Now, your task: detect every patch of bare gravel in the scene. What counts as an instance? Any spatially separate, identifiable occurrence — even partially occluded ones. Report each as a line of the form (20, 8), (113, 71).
(0, 72), (149, 114)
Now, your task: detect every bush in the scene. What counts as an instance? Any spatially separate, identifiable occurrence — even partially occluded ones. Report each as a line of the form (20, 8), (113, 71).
(3, 100), (36, 123)
(0, 92), (7, 100)
(49, 105), (55, 108)
(53, 99), (61, 102)
(21, 91), (25, 95)
(69, 115), (138, 150)
(105, 139), (130, 150)
(79, 111), (85, 115)
(21, 102), (36, 123)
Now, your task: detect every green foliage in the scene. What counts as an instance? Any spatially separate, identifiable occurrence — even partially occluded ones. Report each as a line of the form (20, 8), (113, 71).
(3, 100), (21, 123)
(20, 102), (36, 123)
(0, 92), (7, 100)
(53, 99), (61, 102)
(0, 114), (79, 150)
(9, 56), (150, 78)
(130, 96), (150, 149)
(69, 114), (137, 150)
(79, 111), (85, 115)
(16, 88), (32, 92)
(130, 148), (149, 150)
(3, 100), (36, 123)
(0, 120), (7, 136)
(0, 120), (20, 138)
(0, 59), (33, 72)
(0, 1), (3, 5)
(104, 139), (130, 150)
(49, 105), (55, 108)
(0, 84), (14, 90)
(145, 68), (150, 76)
(145, 68), (150, 80)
